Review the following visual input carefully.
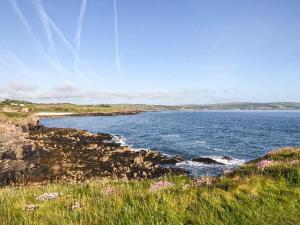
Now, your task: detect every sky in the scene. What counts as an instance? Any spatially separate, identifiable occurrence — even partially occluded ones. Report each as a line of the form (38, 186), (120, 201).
(0, 0), (300, 105)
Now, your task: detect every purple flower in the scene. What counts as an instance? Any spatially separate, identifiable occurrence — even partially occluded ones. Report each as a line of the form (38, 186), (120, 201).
(149, 181), (174, 192)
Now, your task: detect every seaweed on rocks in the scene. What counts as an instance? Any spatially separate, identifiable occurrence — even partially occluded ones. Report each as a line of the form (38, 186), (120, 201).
(0, 120), (186, 186)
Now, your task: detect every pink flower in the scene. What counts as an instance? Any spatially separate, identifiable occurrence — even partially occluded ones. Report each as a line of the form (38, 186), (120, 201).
(257, 160), (273, 171)
(149, 181), (174, 192)
(24, 203), (38, 211)
(289, 160), (299, 165)
(223, 169), (234, 175)
(101, 187), (114, 195)
(36, 192), (59, 201)
(195, 176), (214, 187)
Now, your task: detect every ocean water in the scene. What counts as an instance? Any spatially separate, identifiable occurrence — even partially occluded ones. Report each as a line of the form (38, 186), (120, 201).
(41, 111), (300, 176)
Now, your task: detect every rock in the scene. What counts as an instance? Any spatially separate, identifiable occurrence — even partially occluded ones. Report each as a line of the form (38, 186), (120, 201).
(159, 155), (184, 164)
(134, 156), (144, 164)
(1, 118), (187, 186)
(192, 157), (224, 165)
(221, 156), (233, 161)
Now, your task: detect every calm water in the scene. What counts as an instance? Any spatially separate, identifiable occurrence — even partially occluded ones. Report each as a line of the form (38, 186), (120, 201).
(41, 111), (300, 176)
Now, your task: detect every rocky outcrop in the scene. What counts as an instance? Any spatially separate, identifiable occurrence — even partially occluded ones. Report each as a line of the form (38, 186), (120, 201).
(27, 127), (185, 183)
(0, 118), (186, 186)
(0, 118), (37, 185)
(192, 157), (224, 165)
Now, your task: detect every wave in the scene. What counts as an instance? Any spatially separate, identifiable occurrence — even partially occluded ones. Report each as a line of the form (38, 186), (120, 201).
(193, 140), (207, 145)
(176, 156), (244, 168)
(105, 135), (127, 146)
(209, 156), (245, 165)
(109, 135), (245, 177)
(110, 135), (152, 152)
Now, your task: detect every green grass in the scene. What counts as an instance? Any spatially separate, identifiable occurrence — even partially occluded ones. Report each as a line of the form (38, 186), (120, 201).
(0, 112), (28, 118)
(2, 99), (300, 114)
(0, 112), (29, 123)
(1, 148), (299, 225)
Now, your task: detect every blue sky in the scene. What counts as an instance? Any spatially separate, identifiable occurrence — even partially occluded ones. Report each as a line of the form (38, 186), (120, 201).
(0, 0), (300, 104)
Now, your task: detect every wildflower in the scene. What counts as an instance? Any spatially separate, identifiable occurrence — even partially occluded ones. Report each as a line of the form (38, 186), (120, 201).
(72, 201), (80, 210)
(223, 169), (234, 175)
(24, 203), (38, 211)
(149, 181), (174, 192)
(195, 176), (214, 187)
(289, 160), (299, 165)
(36, 192), (59, 201)
(257, 160), (273, 171)
(101, 187), (114, 195)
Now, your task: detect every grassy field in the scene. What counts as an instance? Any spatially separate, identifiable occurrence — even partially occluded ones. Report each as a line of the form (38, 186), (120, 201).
(0, 148), (299, 225)
(0, 99), (169, 115)
(1, 99), (300, 116)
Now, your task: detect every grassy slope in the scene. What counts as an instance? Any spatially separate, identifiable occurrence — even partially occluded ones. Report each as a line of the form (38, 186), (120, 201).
(0, 148), (299, 225)
(2, 100), (300, 115)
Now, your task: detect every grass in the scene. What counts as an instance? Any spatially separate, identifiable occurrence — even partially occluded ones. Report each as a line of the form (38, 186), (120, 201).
(2, 99), (300, 118)
(0, 148), (299, 225)
(0, 112), (29, 123)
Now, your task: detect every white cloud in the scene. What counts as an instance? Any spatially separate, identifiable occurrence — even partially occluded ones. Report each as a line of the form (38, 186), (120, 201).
(8, 80), (37, 93)
(0, 80), (234, 104)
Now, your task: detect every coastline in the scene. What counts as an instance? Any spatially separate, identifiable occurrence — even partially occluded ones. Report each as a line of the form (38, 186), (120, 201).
(1, 112), (299, 224)
(0, 115), (185, 186)
(2, 109), (300, 186)
(34, 110), (144, 118)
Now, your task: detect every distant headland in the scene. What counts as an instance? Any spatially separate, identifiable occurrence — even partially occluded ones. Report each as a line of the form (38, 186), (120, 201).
(1, 99), (300, 121)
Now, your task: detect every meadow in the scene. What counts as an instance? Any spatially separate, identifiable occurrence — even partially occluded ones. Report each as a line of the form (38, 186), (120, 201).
(0, 147), (299, 225)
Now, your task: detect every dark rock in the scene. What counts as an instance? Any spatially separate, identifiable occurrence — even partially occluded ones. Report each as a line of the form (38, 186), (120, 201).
(221, 156), (233, 161)
(192, 157), (225, 165)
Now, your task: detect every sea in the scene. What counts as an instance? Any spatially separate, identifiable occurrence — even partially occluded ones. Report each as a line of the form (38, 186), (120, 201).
(41, 110), (300, 176)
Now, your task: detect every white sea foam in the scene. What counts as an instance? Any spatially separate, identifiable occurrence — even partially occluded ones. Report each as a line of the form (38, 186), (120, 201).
(104, 135), (127, 146)
(209, 156), (245, 165)
(161, 134), (181, 140)
(176, 156), (245, 168)
(111, 135), (127, 146)
(131, 147), (150, 152)
(176, 160), (215, 168)
(193, 140), (207, 145)
(109, 136), (151, 152)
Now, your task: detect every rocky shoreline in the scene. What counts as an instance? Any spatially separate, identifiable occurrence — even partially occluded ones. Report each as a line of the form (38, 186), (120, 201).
(0, 117), (185, 186)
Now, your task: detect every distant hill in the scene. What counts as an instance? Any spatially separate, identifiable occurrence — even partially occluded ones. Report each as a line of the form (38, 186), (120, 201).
(1, 100), (300, 113)
(174, 102), (300, 110)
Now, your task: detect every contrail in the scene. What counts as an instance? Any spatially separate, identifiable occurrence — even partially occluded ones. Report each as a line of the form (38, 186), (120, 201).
(113, 0), (121, 72)
(7, 52), (42, 80)
(34, 0), (56, 56)
(0, 57), (12, 67)
(75, 0), (88, 52)
(117, 19), (148, 63)
(9, 0), (41, 48)
(8, 0), (75, 79)
(0, 52), (40, 80)
(36, 1), (97, 78)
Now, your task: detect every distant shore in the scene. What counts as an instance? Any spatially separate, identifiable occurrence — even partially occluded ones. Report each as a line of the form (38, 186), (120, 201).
(35, 110), (144, 118)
